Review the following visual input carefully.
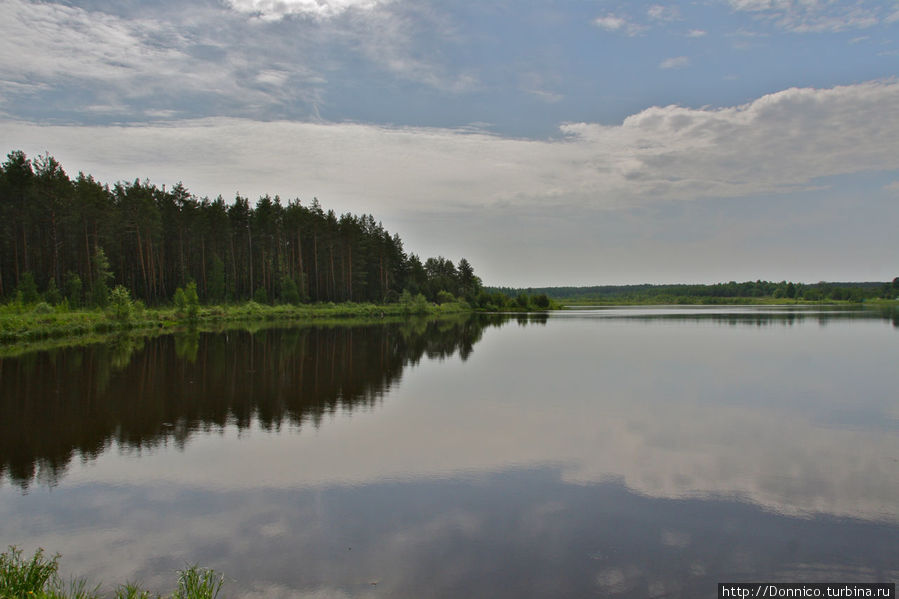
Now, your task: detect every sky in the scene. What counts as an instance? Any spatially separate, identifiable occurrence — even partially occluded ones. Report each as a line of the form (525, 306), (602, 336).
(1, 0), (898, 286)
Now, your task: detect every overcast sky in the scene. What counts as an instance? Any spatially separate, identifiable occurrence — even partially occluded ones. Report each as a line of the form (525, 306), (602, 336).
(1, 0), (898, 286)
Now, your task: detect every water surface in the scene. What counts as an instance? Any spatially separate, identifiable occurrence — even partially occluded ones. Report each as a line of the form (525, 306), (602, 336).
(1, 308), (897, 598)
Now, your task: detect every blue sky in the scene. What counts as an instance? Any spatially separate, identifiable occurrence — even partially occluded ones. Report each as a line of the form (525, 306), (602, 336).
(1, 0), (898, 285)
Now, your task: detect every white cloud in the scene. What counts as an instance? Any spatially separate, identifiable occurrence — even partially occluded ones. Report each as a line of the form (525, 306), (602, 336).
(884, 181), (899, 193)
(659, 56), (690, 69)
(686, 29), (707, 37)
(0, 0), (322, 114)
(225, 0), (392, 21)
(593, 14), (646, 36)
(727, 0), (884, 33)
(3, 79), (897, 218)
(647, 4), (680, 22)
(0, 0), (191, 84)
(0, 0), (468, 116)
(593, 14), (626, 31)
(341, 5), (478, 93)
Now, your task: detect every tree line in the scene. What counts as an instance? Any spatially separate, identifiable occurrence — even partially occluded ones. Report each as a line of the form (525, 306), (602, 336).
(0, 150), (482, 307)
(493, 279), (899, 303)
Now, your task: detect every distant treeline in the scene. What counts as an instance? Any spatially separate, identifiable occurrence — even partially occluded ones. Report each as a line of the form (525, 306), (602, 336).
(0, 151), (482, 306)
(489, 279), (899, 303)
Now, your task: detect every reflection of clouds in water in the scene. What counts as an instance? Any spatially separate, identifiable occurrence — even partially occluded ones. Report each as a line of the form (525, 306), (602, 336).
(660, 529), (690, 548)
(241, 586), (363, 599)
(557, 399), (898, 522)
(3, 470), (897, 598)
(61, 385), (897, 524)
(595, 567), (632, 594)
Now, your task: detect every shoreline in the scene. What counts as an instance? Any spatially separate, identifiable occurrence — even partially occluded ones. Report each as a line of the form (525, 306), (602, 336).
(2, 298), (895, 356)
(0, 300), (472, 349)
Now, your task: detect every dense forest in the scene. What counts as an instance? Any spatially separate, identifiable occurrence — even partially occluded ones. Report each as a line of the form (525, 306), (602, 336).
(491, 279), (899, 304)
(0, 151), (481, 307)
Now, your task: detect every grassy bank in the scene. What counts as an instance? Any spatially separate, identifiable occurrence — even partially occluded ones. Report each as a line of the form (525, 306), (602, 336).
(0, 297), (470, 346)
(0, 547), (222, 599)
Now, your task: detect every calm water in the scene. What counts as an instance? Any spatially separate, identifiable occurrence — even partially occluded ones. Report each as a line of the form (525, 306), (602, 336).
(1, 307), (897, 598)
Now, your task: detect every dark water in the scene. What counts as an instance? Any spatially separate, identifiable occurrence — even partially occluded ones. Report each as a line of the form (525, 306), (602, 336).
(1, 307), (897, 598)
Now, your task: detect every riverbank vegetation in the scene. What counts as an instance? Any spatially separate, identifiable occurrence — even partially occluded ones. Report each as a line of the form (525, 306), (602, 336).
(0, 546), (222, 599)
(491, 279), (899, 305)
(0, 290), (472, 346)
(0, 283), (559, 348)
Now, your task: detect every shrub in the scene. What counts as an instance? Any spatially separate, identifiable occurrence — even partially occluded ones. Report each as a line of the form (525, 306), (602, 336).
(411, 293), (430, 314)
(16, 272), (40, 305)
(174, 287), (187, 314)
(65, 271), (83, 308)
(32, 301), (53, 315)
(253, 286), (269, 305)
(174, 282), (199, 320)
(184, 282), (200, 319)
(279, 274), (300, 305)
(44, 279), (63, 305)
(435, 290), (456, 305)
(108, 285), (133, 322)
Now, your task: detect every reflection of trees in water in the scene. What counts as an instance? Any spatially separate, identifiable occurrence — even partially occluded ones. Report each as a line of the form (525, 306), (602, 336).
(0, 315), (516, 489)
(584, 307), (898, 328)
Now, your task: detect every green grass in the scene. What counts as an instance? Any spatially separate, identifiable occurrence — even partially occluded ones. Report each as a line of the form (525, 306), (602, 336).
(0, 298), (471, 348)
(0, 547), (224, 599)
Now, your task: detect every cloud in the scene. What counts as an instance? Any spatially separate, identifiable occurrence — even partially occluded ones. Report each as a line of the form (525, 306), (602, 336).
(727, 0), (884, 33)
(593, 14), (646, 36)
(659, 56), (690, 69)
(647, 4), (680, 22)
(0, 0), (328, 120)
(3, 79), (897, 218)
(0, 0), (472, 122)
(338, 4), (478, 93)
(225, 0), (393, 21)
(884, 181), (899, 193)
(686, 29), (707, 38)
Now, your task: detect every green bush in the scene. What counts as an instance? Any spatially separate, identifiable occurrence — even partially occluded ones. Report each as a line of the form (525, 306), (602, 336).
(174, 287), (187, 314)
(174, 282), (200, 320)
(44, 279), (63, 305)
(108, 285), (133, 322)
(184, 282), (199, 319)
(279, 274), (300, 305)
(33, 301), (53, 315)
(65, 272), (83, 308)
(253, 286), (268, 305)
(16, 272), (40, 305)
(435, 290), (456, 305)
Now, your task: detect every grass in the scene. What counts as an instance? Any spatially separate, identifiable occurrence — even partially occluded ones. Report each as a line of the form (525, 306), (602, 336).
(0, 547), (223, 599)
(0, 298), (471, 348)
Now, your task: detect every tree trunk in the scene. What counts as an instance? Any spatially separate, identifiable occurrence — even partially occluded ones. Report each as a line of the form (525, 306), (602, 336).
(136, 227), (149, 300)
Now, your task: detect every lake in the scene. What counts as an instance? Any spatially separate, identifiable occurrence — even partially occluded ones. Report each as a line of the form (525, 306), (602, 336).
(1, 306), (897, 598)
